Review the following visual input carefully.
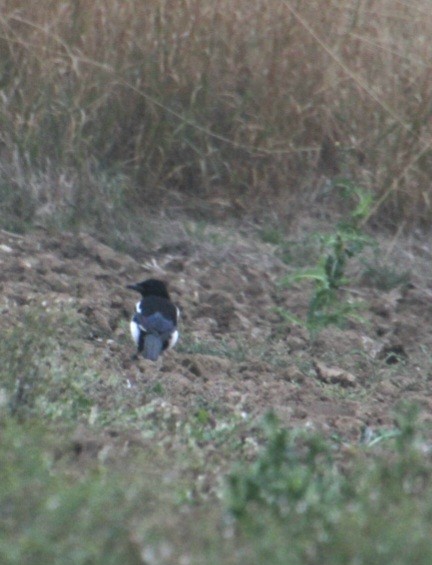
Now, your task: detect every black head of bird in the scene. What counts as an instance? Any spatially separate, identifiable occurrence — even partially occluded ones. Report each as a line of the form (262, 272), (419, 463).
(127, 278), (179, 361)
(126, 278), (171, 300)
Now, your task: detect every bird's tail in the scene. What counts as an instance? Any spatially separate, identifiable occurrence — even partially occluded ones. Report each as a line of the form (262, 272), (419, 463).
(143, 333), (163, 361)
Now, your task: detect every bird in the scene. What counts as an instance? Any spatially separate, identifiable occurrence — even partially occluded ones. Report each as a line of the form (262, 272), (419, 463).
(126, 278), (179, 361)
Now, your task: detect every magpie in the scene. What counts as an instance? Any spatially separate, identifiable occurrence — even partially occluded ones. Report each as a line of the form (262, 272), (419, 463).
(126, 278), (179, 361)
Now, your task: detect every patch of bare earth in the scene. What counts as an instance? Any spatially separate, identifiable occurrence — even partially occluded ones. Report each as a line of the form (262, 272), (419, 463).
(1, 223), (432, 442)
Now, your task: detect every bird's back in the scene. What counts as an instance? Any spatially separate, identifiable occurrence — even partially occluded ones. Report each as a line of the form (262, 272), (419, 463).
(139, 295), (178, 323)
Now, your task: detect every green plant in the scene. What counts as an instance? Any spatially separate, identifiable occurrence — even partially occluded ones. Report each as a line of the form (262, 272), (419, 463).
(0, 307), (93, 420)
(280, 181), (375, 335)
(0, 421), (156, 565)
(224, 408), (432, 565)
(225, 412), (335, 520)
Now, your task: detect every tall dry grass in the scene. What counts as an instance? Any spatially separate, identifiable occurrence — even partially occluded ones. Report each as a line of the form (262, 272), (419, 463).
(0, 0), (431, 231)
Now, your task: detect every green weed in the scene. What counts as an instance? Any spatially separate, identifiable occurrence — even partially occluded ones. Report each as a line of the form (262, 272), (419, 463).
(280, 181), (375, 335)
(226, 412), (335, 520)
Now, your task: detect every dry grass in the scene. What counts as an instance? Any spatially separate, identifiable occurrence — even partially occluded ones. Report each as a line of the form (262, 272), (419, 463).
(0, 0), (431, 229)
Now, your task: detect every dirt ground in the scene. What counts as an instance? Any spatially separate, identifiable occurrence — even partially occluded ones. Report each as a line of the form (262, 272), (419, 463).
(1, 220), (432, 442)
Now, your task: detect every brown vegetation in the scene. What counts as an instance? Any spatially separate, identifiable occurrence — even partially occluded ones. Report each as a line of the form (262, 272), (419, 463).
(0, 0), (431, 230)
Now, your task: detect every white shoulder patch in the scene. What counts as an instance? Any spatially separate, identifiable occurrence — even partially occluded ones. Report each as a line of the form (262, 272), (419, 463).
(167, 329), (179, 350)
(130, 319), (141, 346)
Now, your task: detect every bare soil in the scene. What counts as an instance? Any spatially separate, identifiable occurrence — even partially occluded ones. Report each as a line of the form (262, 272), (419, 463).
(1, 221), (432, 441)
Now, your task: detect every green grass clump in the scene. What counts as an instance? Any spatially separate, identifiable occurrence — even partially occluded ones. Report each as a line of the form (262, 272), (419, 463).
(225, 410), (432, 565)
(0, 306), (97, 421)
(0, 421), (189, 565)
(0, 428), (139, 565)
(2, 331), (432, 565)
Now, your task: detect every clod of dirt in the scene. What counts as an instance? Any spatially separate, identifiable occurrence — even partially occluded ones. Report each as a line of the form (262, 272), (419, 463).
(370, 288), (403, 318)
(197, 291), (238, 332)
(278, 366), (306, 383)
(78, 301), (112, 336)
(313, 361), (357, 387)
(379, 343), (408, 365)
(180, 354), (231, 379)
